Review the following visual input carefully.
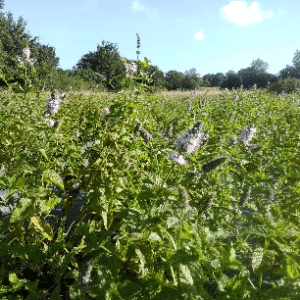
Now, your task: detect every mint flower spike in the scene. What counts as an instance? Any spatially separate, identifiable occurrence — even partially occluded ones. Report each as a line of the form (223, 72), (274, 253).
(134, 122), (152, 143)
(166, 122), (173, 137)
(15, 46), (37, 67)
(176, 120), (209, 155)
(237, 125), (256, 145)
(44, 90), (67, 128)
(186, 104), (192, 113)
(202, 156), (227, 173)
(168, 150), (187, 166)
(177, 185), (190, 208)
(45, 90), (67, 115)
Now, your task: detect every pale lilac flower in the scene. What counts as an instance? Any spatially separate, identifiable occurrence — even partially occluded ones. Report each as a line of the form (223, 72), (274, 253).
(15, 46), (37, 67)
(253, 84), (257, 90)
(125, 62), (137, 74)
(237, 125), (256, 145)
(176, 120), (209, 155)
(44, 118), (56, 128)
(166, 122), (173, 137)
(169, 151), (186, 165)
(239, 84), (243, 90)
(76, 259), (94, 289)
(233, 93), (239, 101)
(102, 107), (109, 114)
(186, 104), (192, 113)
(45, 90), (67, 116)
(223, 88), (229, 94)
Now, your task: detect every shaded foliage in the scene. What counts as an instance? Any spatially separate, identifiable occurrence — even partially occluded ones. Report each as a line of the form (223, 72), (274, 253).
(220, 73), (243, 90)
(0, 10), (60, 91)
(74, 40), (127, 92)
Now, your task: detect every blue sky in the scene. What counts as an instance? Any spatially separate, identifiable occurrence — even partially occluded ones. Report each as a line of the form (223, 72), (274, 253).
(1, 0), (300, 78)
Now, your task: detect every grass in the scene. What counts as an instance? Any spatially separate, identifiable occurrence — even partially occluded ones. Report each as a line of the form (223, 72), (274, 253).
(1, 75), (300, 299)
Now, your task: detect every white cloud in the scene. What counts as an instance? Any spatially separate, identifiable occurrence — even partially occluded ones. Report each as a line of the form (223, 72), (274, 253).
(195, 31), (204, 41)
(132, 1), (146, 12)
(221, 1), (273, 25)
(132, 1), (160, 20)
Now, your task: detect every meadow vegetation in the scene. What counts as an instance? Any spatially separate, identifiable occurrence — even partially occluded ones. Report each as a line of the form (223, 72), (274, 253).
(1, 69), (300, 299)
(1, 2), (300, 299)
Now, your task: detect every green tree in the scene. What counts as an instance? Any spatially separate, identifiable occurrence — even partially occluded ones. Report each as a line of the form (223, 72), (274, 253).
(75, 40), (126, 92)
(277, 64), (299, 80)
(292, 49), (300, 78)
(164, 70), (186, 91)
(250, 57), (269, 74)
(221, 73), (243, 90)
(0, 9), (59, 91)
(183, 67), (202, 90)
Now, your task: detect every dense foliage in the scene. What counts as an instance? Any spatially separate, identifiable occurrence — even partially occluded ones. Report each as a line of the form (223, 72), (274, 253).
(267, 76), (300, 95)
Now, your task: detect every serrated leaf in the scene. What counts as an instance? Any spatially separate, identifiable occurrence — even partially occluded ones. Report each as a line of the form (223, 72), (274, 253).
(41, 169), (64, 190)
(117, 280), (142, 298)
(252, 246), (264, 271)
(39, 148), (49, 161)
(9, 198), (35, 224)
(180, 264), (194, 285)
(30, 215), (53, 241)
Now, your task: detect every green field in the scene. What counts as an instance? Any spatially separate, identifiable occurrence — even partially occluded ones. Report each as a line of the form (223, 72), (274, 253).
(0, 86), (300, 299)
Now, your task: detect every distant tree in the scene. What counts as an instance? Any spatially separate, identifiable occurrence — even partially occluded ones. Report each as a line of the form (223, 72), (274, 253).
(238, 67), (259, 89)
(292, 49), (300, 78)
(75, 40), (127, 91)
(0, 0), (5, 9)
(226, 70), (236, 76)
(250, 57), (269, 74)
(292, 49), (300, 69)
(164, 70), (186, 91)
(183, 67), (202, 89)
(221, 73), (243, 90)
(277, 64), (299, 80)
(209, 72), (226, 87)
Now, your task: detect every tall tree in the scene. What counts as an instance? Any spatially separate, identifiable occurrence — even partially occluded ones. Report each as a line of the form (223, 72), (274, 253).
(0, 10), (59, 90)
(183, 67), (202, 89)
(277, 64), (299, 79)
(292, 49), (300, 69)
(221, 73), (242, 90)
(292, 49), (300, 78)
(226, 70), (236, 76)
(250, 58), (269, 74)
(0, 0), (5, 10)
(75, 40), (126, 91)
(250, 58), (269, 73)
(164, 70), (186, 90)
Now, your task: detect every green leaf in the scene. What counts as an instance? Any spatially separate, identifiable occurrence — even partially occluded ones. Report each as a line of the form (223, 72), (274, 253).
(9, 272), (27, 292)
(30, 215), (53, 241)
(39, 148), (49, 161)
(252, 246), (264, 271)
(9, 198), (35, 224)
(117, 280), (142, 298)
(40, 169), (64, 190)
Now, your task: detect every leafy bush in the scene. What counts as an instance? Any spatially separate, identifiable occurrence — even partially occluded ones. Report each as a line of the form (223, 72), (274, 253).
(267, 76), (300, 95)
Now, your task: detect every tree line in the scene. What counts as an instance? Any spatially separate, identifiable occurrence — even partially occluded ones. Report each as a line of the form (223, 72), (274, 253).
(1, 0), (300, 93)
